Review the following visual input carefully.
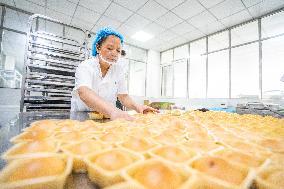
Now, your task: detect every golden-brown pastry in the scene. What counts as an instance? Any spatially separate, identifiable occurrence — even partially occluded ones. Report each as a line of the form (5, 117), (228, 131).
(182, 140), (221, 153)
(23, 119), (59, 132)
(123, 159), (188, 189)
(191, 156), (248, 185)
(213, 148), (265, 167)
(2, 140), (59, 160)
(0, 154), (72, 189)
(99, 132), (125, 144)
(85, 148), (143, 187)
(61, 139), (107, 173)
(221, 139), (271, 158)
(257, 138), (284, 153)
(150, 145), (195, 163)
(120, 137), (156, 154)
(10, 130), (52, 143)
(53, 131), (92, 145)
(256, 167), (284, 189)
(89, 112), (109, 120)
(153, 133), (183, 145)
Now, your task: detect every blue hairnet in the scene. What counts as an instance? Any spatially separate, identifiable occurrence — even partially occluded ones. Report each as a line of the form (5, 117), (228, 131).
(92, 27), (124, 56)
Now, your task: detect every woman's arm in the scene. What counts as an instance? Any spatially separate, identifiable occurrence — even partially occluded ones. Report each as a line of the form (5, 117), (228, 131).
(117, 94), (140, 111)
(78, 86), (133, 120)
(117, 94), (159, 113)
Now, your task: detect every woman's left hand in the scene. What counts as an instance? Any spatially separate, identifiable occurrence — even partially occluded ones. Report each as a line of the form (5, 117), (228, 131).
(136, 105), (159, 114)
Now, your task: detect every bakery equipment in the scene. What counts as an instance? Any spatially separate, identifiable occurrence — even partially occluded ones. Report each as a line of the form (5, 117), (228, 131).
(20, 14), (87, 112)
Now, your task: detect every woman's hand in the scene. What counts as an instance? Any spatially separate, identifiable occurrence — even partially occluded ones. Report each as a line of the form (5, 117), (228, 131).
(136, 105), (159, 114)
(110, 109), (134, 121)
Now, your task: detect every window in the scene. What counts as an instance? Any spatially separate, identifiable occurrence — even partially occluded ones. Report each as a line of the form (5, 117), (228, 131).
(128, 61), (146, 96)
(208, 50), (229, 98)
(161, 49), (173, 64)
(173, 45), (188, 60)
(0, 30), (26, 88)
(121, 58), (129, 92)
(262, 36), (284, 97)
(3, 8), (30, 32)
(208, 31), (228, 52)
(188, 39), (206, 98)
(162, 65), (173, 97)
(173, 60), (187, 98)
(231, 21), (258, 46)
(262, 10), (284, 38)
(231, 43), (259, 98)
(127, 46), (147, 62)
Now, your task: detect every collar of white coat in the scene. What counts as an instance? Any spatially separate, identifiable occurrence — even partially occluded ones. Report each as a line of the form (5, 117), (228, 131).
(92, 56), (115, 82)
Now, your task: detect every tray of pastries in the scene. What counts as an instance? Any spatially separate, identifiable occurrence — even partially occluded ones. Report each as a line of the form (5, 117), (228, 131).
(1, 111), (284, 189)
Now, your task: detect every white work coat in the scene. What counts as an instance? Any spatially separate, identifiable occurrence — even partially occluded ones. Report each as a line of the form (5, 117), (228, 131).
(71, 57), (127, 111)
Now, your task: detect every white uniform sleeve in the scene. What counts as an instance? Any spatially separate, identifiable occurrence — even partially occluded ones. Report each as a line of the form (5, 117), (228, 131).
(117, 73), (128, 94)
(74, 64), (93, 91)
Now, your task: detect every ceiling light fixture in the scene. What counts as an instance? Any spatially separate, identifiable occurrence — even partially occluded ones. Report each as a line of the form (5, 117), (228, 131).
(131, 31), (153, 42)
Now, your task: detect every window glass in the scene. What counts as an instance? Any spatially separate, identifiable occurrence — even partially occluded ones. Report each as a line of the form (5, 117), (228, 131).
(231, 21), (258, 46)
(128, 61), (146, 96)
(161, 49), (173, 64)
(173, 45), (188, 60)
(0, 30), (26, 88)
(262, 10), (284, 38)
(162, 65), (173, 97)
(231, 43), (259, 98)
(173, 60), (187, 98)
(262, 36), (284, 98)
(188, 39), (206, 98)
(208, 50), (229, 98)
(208, 30), (228, 52)
(3, 8), (30, 32)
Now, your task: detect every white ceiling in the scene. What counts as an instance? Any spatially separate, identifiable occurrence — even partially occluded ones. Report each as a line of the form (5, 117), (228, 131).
(1, 0), (284, 52)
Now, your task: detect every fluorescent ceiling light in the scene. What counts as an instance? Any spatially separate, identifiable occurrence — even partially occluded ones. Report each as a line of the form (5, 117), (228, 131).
(131, 31), (153, 42)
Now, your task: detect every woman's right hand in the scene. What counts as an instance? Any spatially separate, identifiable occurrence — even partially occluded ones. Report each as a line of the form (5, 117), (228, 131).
(110, 109), (134, 121)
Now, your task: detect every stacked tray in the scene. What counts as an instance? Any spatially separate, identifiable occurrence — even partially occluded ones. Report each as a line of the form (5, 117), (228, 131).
(20, 14), (87, 112)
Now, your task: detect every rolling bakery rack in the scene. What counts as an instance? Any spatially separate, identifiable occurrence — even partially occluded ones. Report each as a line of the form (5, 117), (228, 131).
(20, 14), (88, 112)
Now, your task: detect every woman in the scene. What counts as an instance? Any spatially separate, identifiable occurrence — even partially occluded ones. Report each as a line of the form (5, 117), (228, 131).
(71, 27), (158, 120)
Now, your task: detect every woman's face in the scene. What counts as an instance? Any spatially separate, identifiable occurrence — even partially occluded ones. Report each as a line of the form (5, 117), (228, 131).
(97, 35), (121, 64)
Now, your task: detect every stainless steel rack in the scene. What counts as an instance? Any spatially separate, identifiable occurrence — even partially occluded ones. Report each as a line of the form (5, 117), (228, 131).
(20, 14), (87, 112)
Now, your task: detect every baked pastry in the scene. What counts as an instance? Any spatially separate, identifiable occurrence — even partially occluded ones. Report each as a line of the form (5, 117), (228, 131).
(256, 167), (284, 189)
(53, 131), (92, 145)
(213, 148), (265, 168)
(10, 130), (52, 143)
(0, 154), (72, 189)
(191, 156), (249, 185)
(89, 111), (109, 120)
(120, 137), (156, 155)
(123, 159), (189, 189)
(61, 139), (107, 173)
(23, 119), (59, 133)
(99, 132), (126, 144)
(2, 140), (59, 160)
(150, 145), (195, 164)
(85, 148), (143, 187)
(182, 140), (221, 153)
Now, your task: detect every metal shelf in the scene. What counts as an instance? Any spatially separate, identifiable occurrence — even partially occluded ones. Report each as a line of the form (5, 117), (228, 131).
(29, 41), (82, 56)
(30, 47), (84, 61)
(26, 79), (74, 87)
(27, 63), (75, 75)
(30, 33), (81, 48)
(25, 87), (72, 94)
(27, 72), (75, 80)
(28, 55), (79, 67)
(20, 14), (87, 112)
